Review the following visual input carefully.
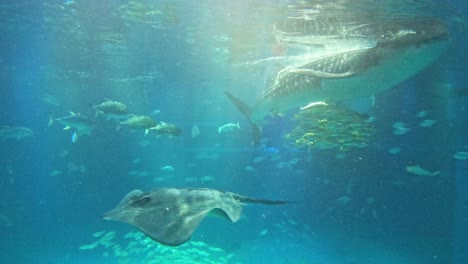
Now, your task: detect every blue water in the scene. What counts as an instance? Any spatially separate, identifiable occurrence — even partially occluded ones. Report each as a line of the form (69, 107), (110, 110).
(1, 0), (467, 263)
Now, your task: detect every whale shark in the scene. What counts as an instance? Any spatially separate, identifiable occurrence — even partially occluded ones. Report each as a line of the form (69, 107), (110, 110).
(226, 18), (448, 145)
(273, 16), (444, 49)
(103, 188), (289, 246)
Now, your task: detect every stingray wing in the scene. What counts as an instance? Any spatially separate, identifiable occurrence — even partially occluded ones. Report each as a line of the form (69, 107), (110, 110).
(133, 205), (214, 246)
(103, 188), (244, 246)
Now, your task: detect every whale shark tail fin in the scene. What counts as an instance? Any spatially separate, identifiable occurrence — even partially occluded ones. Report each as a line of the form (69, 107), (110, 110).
(224, 91), (251, 120)
(224, 91), (261, 146)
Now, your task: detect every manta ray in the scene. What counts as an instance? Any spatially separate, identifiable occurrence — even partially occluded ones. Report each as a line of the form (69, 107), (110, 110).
(103, 188), (289, 246)
(226, 18), (449, 145)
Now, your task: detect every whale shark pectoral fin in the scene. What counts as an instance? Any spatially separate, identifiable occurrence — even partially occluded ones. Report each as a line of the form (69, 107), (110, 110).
(290, 69), (356, 79)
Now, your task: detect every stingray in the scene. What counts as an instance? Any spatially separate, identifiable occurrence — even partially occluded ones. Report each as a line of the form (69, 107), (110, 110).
(103, 187), (290, 246)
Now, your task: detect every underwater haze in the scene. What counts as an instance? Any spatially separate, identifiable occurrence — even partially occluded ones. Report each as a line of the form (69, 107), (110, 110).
(1, 0), (467, 263)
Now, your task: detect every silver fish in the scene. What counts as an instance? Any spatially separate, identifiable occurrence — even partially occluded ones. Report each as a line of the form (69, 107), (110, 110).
(120, 115), (157, 135)
(53, 112), (94, 138)
(150, 122), (182, 137)
(0, 126), (33, 140)
(94, 99), (129, 120)
(406, 165), (440, 177)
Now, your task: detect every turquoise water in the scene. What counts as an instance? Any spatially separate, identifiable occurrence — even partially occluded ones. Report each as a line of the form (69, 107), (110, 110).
(1, 0), (467, 263)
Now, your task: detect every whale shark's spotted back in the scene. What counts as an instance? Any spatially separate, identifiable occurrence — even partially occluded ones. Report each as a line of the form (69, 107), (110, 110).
(226, 17), (448, 145)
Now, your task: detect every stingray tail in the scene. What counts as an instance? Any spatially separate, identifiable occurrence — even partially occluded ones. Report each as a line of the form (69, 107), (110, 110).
(234, 194), (291, 205)
(224, 91), (261, 146)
